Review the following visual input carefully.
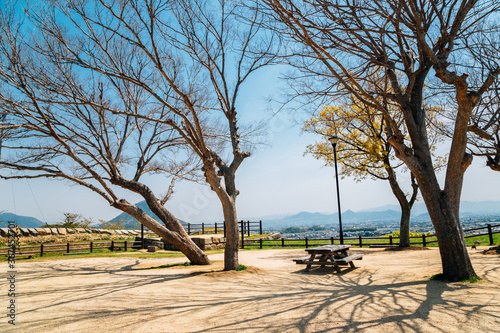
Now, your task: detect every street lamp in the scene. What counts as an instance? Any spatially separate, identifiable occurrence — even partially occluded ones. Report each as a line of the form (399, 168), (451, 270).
(328, 136), (344, 244)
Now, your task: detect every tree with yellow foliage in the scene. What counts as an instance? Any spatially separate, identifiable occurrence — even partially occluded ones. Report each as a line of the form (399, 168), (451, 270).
(263, 0), (499, 281)
(304, 96), (444, 247)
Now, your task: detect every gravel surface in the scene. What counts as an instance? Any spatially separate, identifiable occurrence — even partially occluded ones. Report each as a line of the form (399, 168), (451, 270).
(1, 247), (499, 332)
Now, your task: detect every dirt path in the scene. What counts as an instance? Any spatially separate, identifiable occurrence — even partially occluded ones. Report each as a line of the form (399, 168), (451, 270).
(1, 247), (499, 332)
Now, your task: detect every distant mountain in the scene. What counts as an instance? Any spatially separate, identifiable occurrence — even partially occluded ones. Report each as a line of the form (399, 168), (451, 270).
(106, 201), (186, 229)
(0, 213), (45, 228)
(241, 213), (292, 221)
(360, 201), (500, 216)
(3, 200), (498, 230)
(265, 210), (402, 228)
(342, 209), (401, 222)
(359, 203), (428, 215)
(459, 201), (500, 214)
(264, 201), (500, 228)
(282, 211), (334, 226)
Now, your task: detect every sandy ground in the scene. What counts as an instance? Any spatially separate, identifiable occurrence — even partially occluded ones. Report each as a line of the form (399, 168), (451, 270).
(1, 247), (499, 333)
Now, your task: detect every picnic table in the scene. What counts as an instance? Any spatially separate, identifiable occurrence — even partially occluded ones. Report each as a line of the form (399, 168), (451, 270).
(293, 244), (363, 272)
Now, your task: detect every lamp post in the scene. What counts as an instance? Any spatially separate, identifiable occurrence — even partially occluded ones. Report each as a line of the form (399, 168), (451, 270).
(328, 136), (344, 244)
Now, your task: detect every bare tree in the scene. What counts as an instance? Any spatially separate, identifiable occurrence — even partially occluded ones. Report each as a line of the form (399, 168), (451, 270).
(0, 24), (210, 264)
(262, 0), (500, 280)
(467, 80), (500, 171)
(1, 0), (275, 270)
(435, 25), (500, 172)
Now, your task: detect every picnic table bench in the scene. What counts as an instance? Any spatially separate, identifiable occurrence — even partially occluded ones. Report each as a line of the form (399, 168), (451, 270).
(293, 244), (363, 272)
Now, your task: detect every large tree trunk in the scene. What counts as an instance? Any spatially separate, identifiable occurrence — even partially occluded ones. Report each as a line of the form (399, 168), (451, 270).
(202, 161), (241, 271)
(423, 192), (476, 281)
(399, 206), (411, 248)
(386, 64), (478, 280)
(221, 197), (239, 271)
(393, 151), (477, 280)
(216, 171), (240, 271)
(397, 165), (477, 280)
(405, 154), (477, 281)
(110, 176), (211, 265)
(385, 161), (417, 248)
(112, 200), (211, 265)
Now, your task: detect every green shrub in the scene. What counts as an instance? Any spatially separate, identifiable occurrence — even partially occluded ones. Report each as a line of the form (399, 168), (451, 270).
(460, 276), (482, 283)
(45, 212), (94, 228)
(430, 273), (445, 281)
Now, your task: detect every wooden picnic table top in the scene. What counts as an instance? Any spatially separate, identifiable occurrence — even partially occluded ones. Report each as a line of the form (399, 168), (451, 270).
(305, 244), (351, 253)
(296, 244), (361, 272)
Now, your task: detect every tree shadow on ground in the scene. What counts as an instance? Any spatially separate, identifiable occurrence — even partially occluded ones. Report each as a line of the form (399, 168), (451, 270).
(8, 251), (500, 333)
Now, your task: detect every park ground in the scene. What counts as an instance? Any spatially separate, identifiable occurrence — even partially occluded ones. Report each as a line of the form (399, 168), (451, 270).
(1, 247), (499, 332)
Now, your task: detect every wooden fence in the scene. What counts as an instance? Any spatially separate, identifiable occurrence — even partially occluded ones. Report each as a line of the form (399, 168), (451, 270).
(185, 220), (262, 236)
(2, 223), (497, 256)
(0, 240), (140, 257)
(242, 223), (500, 249)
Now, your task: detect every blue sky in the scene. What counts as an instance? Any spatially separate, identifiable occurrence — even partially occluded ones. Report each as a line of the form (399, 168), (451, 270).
(2, 120), (499, 224)
(1, 65), (500, 224)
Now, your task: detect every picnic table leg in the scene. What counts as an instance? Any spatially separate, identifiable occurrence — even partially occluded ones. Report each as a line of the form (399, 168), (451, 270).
(344, 249), (357, 268)
(321, 254), (335, 268)
(319, 254), (328, 267)
(305, 253), (316, 272)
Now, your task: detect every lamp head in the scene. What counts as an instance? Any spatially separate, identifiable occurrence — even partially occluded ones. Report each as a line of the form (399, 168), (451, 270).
(328, 136), (338, 147)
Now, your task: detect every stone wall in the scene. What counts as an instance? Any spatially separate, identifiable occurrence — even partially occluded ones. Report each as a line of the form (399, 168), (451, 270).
(163, 235), (227, 251)
(1, 227), (280, 251)
(0, 227), (150, 238)
(134, 237), (165, 249)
